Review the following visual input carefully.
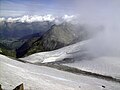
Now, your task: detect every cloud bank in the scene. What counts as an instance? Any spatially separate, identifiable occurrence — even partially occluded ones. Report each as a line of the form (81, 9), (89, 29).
(0, 14), (76, 23)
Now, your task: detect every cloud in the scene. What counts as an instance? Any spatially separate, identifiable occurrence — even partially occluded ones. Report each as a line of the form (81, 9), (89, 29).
(0, 18), (5, 22)
(86, 28), (120, 57)
(5, 15), (55, 22)
(0, 14), (75, 23)
(62, 15), (75, 22)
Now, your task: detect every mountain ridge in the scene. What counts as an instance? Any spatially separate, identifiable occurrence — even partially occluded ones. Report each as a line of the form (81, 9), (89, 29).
(16, 23), (78, 58)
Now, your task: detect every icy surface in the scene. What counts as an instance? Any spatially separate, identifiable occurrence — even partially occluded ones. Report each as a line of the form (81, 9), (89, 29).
(21, 40), (120, 79)
(64, 57), (120, 79)
(20, 40), (88, 63)
(0, 54), (120, 90)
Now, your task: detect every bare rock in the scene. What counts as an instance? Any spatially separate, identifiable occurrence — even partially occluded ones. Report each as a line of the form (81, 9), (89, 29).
(0, 84), (2, 90)
(13, 83), (24, 90)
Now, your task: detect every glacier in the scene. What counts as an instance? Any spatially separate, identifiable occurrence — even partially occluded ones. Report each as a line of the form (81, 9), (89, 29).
(21, 40), (120, 80)
(0, 54), (120, 90)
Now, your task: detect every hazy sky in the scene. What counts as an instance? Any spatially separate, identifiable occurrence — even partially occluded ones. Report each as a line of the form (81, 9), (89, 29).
(0, 0), (120, 27)
(1, 0), (120, 17)
(0, 0), (77, 17)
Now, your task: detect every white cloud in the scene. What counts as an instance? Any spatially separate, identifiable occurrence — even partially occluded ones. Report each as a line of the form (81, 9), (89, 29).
(0, 14), (75, 23)
(62, 15), (75, 22)
(0, 18), (5, 22)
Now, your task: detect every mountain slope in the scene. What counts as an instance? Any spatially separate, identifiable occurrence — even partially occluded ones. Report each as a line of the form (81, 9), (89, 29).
(16, 23), (79, 58)
(0, 43), (15, 57)
(21, 40), (120, 80)
(0, 21), (52, 39)
(0, 54), (120, 90)
(27, 23), (77, 53)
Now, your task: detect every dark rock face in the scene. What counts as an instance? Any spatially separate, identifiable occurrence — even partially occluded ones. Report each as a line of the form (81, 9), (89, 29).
(0, 21), (53, 57)
(16, 23), (78, 57)
(13, 83), (24, 90)
(30, 23), (76, 51)
(0, 84), (2, 90)
(16, 33), (41, 58)
(102, 85), (105, 88)
(16, 22), (98, 58)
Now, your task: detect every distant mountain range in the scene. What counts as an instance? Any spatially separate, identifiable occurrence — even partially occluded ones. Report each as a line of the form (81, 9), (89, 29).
(0, 15), (75, 57)
(0, 15), (103, 58)
(16, 23), (77, 57)
(0, 15), (75, 43)
(16, 22), (98, 58)
(0, 21), (53, 39)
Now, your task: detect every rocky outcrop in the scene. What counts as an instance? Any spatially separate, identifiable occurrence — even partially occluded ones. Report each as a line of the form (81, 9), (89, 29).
(29, 23), (76, 51)
(0, 84), (2, 90)
(16, 23), (78, 57)
(13, 83), (24, 90)
(16, 22), (98, 58)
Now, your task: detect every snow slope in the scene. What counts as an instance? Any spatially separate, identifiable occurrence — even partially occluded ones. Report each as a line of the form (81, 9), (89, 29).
(64, 57), (120, 79)
(0, 54), (120, 90)
(20, 40), (88, 63)
(21, 40), (120, 80)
